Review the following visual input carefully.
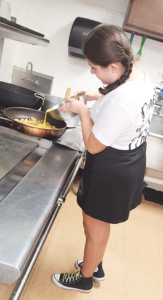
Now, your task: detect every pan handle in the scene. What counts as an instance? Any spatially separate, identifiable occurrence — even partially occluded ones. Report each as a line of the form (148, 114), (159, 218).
(0, 117), (22, 131)
(34, 93), (45, 106)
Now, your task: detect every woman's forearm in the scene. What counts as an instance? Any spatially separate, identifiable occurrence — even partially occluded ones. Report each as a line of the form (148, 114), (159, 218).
(94, 91), (103, 101)
(79, 106), (93, 149)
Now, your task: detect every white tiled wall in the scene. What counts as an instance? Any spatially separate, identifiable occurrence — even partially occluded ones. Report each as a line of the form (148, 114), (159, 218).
(1, 0), (163, 101)
(0, 0), (23, 82)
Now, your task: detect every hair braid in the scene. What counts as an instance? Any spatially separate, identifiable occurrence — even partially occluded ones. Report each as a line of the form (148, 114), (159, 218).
(83, 24), (134, 95)
(99, 56), (133, 95)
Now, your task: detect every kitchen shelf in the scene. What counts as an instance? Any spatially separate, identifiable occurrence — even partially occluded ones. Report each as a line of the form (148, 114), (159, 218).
(0, 21), (49, 46)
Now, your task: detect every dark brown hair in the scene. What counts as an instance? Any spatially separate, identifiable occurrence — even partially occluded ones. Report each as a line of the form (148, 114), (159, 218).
(82, 24), (134, 95)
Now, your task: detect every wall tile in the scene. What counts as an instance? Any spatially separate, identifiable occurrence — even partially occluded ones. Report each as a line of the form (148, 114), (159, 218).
(9, 0), (23, 22)
(106, 0), (129, 14)
(34, 41), (73, 86)
(22, 0), (67, 19)
(105, 10), (125, 27)
(13, 43), (39, 69)
(87, 0), (110, 7)
(0, 67), (12, 82)
(64, 0), (107, 22)
(81, 0), (129, 13)
(1, 40), (16, 69)
(20, 8), (43, 33)
(70, 60), (102, 91)
(41, 14), (72, 44)
(51, 81), (71, 97)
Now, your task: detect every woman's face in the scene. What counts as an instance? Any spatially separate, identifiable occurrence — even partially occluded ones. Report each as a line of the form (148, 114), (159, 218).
(87, 59), (122, 85)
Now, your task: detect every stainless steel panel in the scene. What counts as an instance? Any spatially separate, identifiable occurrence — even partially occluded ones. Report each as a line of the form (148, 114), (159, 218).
(0, 23), (49, 46)
(57, 123), (85, 152)
(0, 144), (78, 285)
(0, 147), (47, 203)
(0, 132), (38, 181)
(11, 66), (54, 95)
(0, 126), (53, 149)
(149, 114), (163, 137)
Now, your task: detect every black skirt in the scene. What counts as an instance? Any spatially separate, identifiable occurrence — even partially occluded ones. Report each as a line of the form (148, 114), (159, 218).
(77, 142), (146, 224)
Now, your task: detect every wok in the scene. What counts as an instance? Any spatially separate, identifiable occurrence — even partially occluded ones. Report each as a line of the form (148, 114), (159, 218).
(2, 107), (66, 138)
(0, 82), (44, 109)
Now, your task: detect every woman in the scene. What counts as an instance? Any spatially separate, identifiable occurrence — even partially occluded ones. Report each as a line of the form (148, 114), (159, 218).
(52, 24), (154, 293)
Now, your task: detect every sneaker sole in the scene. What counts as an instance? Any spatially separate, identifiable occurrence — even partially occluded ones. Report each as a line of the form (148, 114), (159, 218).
(75, 261), (105, 282)
(52, 275), (92, 293)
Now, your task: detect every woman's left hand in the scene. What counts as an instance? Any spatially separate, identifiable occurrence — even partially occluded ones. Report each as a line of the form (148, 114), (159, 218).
(59, 97), (86, 115)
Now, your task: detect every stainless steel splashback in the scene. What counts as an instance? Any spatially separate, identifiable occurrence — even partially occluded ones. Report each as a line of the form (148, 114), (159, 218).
(11, 66), (54, 95)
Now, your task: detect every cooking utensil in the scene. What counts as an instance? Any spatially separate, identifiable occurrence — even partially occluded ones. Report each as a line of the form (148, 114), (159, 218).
(2, 107), (66, 138)
(0, 82), (44, 109)
(130, 32), (134, 45)
(47, 92), (87, 121)
(64, 87), (71, 99)
(135, 35), (146, 61)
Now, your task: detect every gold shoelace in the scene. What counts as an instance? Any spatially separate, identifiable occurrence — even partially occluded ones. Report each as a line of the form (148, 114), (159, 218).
(62, 270), (82, 283)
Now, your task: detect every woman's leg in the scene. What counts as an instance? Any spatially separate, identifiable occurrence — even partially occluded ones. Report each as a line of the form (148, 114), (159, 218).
(81, 210), (110, 277)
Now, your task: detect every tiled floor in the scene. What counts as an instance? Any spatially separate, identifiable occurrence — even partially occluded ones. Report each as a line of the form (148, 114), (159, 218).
(1, 176), (163, 300)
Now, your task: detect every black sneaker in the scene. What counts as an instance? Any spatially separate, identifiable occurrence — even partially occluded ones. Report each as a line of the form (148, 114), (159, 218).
(52, 269), (93, 293)
(75, 260), (105, 282)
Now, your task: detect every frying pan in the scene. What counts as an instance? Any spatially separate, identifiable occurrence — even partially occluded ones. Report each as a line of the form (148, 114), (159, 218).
(1, 107), (66, 138)
(0, 82), (44, 109)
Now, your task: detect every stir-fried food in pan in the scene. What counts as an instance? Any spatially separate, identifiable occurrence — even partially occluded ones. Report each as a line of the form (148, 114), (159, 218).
(14, 117), (57, 129)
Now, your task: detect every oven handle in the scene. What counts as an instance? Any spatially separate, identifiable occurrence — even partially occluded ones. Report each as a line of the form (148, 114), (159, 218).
(58, 153), (84, 202)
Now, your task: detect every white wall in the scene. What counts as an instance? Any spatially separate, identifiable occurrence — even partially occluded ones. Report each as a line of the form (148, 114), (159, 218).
(1, 0), (163, 99)
(0, 0), (23, 82)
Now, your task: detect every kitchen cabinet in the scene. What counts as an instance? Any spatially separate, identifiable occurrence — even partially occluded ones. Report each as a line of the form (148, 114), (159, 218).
(123, 0), (163, 42)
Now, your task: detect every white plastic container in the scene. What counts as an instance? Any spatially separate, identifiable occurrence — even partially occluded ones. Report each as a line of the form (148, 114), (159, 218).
(0, 0), (11, 21)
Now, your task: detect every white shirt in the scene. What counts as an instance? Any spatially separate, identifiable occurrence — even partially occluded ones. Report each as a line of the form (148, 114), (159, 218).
(90, 73), (155, 150)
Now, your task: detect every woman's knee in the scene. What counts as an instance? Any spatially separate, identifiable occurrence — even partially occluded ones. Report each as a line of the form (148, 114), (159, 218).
(82, 212), (110, 242)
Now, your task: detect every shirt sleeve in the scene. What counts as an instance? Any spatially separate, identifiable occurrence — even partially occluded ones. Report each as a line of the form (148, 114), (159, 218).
(92, 101), (131, 146)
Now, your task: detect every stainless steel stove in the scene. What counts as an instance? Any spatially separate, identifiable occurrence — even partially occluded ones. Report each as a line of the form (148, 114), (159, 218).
(0, 107), (83, 296)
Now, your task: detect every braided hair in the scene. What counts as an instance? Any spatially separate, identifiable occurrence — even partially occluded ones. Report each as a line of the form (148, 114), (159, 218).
(82, 24), (134, 95)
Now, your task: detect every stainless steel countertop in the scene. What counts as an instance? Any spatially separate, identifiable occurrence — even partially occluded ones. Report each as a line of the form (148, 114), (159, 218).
(0, 132), (79, 285)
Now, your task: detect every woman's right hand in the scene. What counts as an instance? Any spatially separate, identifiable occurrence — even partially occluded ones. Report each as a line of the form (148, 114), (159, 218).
(74, 90), (102, 101)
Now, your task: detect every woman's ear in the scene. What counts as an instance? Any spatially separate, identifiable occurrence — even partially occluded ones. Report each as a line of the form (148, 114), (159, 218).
(110, 62), (119, 73)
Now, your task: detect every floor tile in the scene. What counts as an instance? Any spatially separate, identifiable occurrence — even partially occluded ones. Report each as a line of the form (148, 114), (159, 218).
(101, 256), (126, 294)
(128, 201), (153, 227)
(57, 199), (83, 227)
(148, 202), (163, 229)
(126, 295), (145, 300)
(124, 218), (157, 246)
(27, 270), (80, 300)
(49, 218), (85, 250)
(39, 241), (84, 275)
(104, 235), (125, 262)
(110, 222), (125, 239)
(126, 263), (146, 299)
(79, 286), (126, 300)
(0, 281), (17, 300)
(125, 238), (163, 272)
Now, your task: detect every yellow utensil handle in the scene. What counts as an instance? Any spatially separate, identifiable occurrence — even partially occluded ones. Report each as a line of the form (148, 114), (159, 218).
(64, 88), (71, 99)
(71, 93), (84, 100)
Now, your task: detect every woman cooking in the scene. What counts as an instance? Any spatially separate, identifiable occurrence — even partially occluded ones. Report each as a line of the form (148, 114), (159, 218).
(52, 24), (154, 292)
